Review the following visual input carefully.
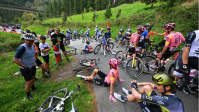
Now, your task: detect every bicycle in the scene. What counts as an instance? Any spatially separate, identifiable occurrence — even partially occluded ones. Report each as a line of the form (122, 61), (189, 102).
(93, 39), (114, 54)
(82, 35), (86, 43)
(40, 85), (81, 112)
(115, 34), (122, 43)
(73, 58), (100, 72)
(115, 46), (144, 78)
(65, 48), (77, 55)
(141, 50), (181, 75)
(168, 64), (198, 95)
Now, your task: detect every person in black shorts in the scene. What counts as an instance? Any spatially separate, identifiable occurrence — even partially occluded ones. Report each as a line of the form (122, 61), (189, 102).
(51, 28), (70, 62)
(13, 33), (37, 100)
(114, 73), (184, 112)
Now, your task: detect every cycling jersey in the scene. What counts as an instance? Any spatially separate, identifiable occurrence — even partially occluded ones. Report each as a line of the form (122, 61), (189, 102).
(95, 28), (99, 33)
(147, 31), (156, 39)
(103, 32), (111, 40)
(141, 91), (184, 112)
(119, 29), (124, 34)
(184, 30), (199, 58)
(85, 44), (93, 52)
(97, 31), (104, 38)
(165, 32), (185, 51)
(130, 33), (140, 45)
(163, 32), (169, 40)
(105, 68), (119, 84)
(127, 29), (131, 33)
(139, 29), (148, 42)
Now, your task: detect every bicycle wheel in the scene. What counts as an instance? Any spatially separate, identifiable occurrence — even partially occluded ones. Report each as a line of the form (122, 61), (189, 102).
(90, 37), (93, 43)
(40, 89), (68, 112)
(141, 55), (159, 75)
(125, 57), (143, 78)
(73, 67), (84, 72)
(72, 36), (76, 41)
(82, 37), (85, 43)
(106, 42), (114, 52)
(94, 44), (101, 54)
(115, 51), (124, 62)
(168, 63), (175, 76)
(80, 59), (90, 66)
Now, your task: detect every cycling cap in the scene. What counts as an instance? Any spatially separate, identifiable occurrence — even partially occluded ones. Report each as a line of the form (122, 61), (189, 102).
(165, 23), (176, 29)
(152, 73), (176, 85)
(109, 58), (120, 68)
(86, 40), (90, 44)
(23, 33), (35, 40)
(145, 23), (151, 27)
(137, 26), (145, 32)
(107, 27), (111, 30)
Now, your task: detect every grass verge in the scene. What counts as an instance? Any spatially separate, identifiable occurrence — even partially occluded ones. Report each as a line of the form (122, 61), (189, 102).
(0, 39), (95, 112)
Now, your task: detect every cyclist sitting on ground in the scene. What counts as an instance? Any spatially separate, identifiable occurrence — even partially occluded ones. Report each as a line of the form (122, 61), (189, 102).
(157, 23), (185, 63)
(117, 32), (132, 48)
(103, 27), (116, 56)
(11, 27), (16, 33)
(81, 41), (93, 54)
(77, 58), (125, 102)
(114, 73), (184, 112)
(172, 30), (199, 92)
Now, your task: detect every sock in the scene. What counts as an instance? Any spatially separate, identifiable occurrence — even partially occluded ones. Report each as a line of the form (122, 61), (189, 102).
(104, 51), (106, 54)
(27, 92), (31, 96)
(128, 90), (132, 94)
(90, 75), (93, 77)
(121, 95), (128, 101)
(111, 50), (114, 53)
(31, 85), (36, 89)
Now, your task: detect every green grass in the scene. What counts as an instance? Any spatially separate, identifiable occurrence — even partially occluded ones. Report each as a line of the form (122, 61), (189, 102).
(0, 32), (23, 53)
(0, 39), (95, 112)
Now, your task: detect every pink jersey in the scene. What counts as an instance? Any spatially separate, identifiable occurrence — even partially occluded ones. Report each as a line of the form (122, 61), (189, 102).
(130, 33), (140, 45)
(165, 32), (185, 51)
(105, 68), (119, 84)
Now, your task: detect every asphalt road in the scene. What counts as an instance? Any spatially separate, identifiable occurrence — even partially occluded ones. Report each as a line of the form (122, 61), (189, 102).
(68, 38), (198, 112)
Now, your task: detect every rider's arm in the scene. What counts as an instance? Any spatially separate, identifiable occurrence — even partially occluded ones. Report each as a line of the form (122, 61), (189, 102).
(137, 82), (154, 87)
(160, 36), (170, 56)
(110, 83), (114, 95)
(133, 41), (137, 49)
(160, 46), (169, 57)
(182, 47), (190, 64)
(155, 33), (164, 36)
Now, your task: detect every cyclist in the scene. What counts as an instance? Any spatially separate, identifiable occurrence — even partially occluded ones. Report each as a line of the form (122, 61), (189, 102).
(127, 26), (131, 33)
(66, 30), (70, 45)
(13, 33), (37, 100)
(61, 30), (64, 34)
(116, 32), (131, 48)
(95, 26), (99, 37)
(146, 25), (156, 44)
(114, 73), (184, 112)
(157, 23), (185, 63)
(81, 40), (93, 54)
(96, 28), (104, 43)
(129, 26), (146, 55)
(85, 29), (90, 41)
(73, 29), (77, 39)
(81, 29), (83, 37)
(103, 27), (116, 56)
(77, 58), (124, 102)
(172, 30), (199, 93)
(116, 27), (124, 42)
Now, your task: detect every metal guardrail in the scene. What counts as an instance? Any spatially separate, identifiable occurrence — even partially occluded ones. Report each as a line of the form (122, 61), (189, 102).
(0, 4), (45, 14)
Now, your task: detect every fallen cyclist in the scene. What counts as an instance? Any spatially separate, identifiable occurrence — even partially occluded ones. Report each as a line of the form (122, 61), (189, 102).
(114, 73), (184, 112)
(76, 58), (125, 102)
(81, 40), (93, 54)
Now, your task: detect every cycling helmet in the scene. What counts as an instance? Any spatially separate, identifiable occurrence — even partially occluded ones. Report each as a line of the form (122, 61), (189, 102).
(144, 23), (151, 27)
(109, 58), (120, 68)
(107, 27), (111, 30)
(96, 26), (98, 28)
(101, 28), (104, 31)
(23, 33), (35, 40)
(20, 34), (25, 39)
(164, 23), (176, 29)
(152, 73), (176, 85)
(127, 32), (131, 36)
(137, 26), (145, 32)
(86, 40), (90, 44)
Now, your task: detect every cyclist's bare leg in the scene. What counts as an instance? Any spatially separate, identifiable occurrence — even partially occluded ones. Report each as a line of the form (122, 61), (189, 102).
(25, 79), (33, 92)
(39, 64), (45, 75)
(104, 45), (106, 51)
(141, 48), (145, 54)
(85, 69), (99, 80)
(109, 46), (111, 51)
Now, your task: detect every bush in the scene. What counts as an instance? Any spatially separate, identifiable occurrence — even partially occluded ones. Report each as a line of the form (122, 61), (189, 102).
(116, 9), (121, 19)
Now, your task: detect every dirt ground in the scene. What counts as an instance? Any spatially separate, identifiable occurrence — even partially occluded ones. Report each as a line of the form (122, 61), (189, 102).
(49, 53), (98, 112)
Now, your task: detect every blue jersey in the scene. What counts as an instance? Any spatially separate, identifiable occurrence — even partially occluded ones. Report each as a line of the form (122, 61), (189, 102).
(103, 32), (111, 40)
(127, 29), (131, 33)
(139, 29), (148, 42)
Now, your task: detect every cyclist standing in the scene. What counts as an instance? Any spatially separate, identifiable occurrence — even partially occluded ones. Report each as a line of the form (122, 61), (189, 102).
(157, 23), (185, 62)
(103, 27), (116, 56)
(172, 30), (199, 93)
(114, 73), (184, 112)
(13, 33), (37, 100)
(95, 26), (99, 37)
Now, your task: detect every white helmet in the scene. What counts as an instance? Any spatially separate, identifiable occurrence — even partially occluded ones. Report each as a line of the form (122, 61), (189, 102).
(23, 33), (35, 40)
(96, 26), (98, 28)
(101, 28), (104, 31)
(20, 34), (25, 39)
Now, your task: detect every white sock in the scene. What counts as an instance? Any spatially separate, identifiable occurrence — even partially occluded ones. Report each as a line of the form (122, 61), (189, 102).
(104, 51), (106, 54)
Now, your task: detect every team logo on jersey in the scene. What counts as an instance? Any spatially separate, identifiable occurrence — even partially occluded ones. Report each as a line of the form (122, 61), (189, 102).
(176, 66), (179, 70)
(157, 101), (164, 105)
(163, 96), (169, 100)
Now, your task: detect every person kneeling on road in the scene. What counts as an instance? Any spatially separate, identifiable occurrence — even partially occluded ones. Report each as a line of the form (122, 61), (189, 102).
(13, 33), (38, 100)
(77, 58), (125, 102)
(81, 41), (93, 54)
(114, 73), (184, 112)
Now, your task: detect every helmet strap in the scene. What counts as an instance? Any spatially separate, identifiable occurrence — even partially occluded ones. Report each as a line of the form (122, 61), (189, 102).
(161, 85), (167, 95)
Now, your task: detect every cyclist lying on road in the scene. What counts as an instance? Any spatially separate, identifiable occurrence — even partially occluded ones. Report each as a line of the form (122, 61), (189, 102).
(77, 58), (125, 102)
(81, 41), (93, 54)
(114, 73), (184, 112)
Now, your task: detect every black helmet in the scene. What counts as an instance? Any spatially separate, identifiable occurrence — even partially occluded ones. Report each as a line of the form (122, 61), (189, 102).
(86, 40), (90, 44)
(145, 23), (151, 27)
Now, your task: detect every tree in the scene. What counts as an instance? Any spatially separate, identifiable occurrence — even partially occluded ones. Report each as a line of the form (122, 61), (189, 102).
(116, 8), (121, 19)
(53, 0), (57, 17)
(61, 12), (67, 23)
(0, 16), (2, 24)
(45, 6), (50, 19)
(73, 0), (77, 14)
(82, 12), (84, 20)
(87, 0), (93, 11)
(89, 7), (93, 12)
(12, 16), (22, 23)
(22, 12), (37, 21)
(57, 0), (62, 17)
(142, 0), (158, 9)
(84, 8), (87, 13)
(37, 12), (43, 21)
(48, 2), (53, 18)
(94, 0), (101, 10)
(92, 10), (98, 24)
(104, 5), (112, 19)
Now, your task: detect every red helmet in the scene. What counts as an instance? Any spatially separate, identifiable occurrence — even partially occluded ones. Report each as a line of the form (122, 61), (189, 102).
(165, 23), (176, 29)
(137, 26), (145, 32)
(109, 58), (120, 68)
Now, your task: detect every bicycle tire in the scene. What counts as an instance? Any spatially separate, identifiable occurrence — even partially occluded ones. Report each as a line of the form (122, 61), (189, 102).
(73, 67), (84, 72)
(79, 59), (91, 66)
(106, 42), (114, 52)
(94, 44), (101, 54)
(168, 63), (175, 76)
(115, 51), (124, 62)
(125, 57), (143, 78)
(40, 89), (68, 112)
(141, 55), (159, 75)
(72, 36), (76, 41)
